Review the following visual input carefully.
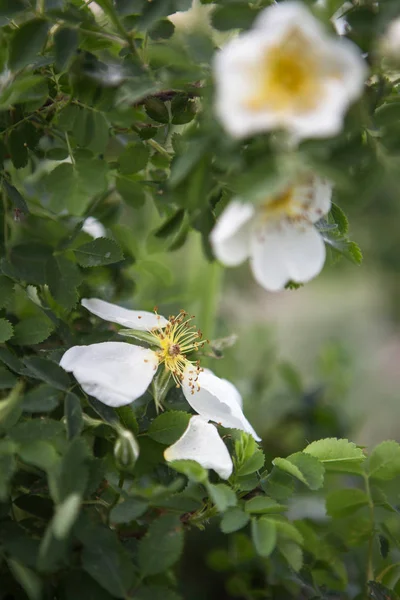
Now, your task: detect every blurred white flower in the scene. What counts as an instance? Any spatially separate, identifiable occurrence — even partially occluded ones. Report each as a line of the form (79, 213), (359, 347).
(383, 17), (400, 57)
(213, 1), (366, 140)
(60, 299), (260, 440)
(164, 415), (233, 479)
(82, 217), (106, 239)
(210, 175), (332, 292)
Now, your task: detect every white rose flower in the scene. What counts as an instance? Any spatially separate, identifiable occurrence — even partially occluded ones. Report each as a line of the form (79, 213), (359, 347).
(213, 1), (367, 140)
(164, 415), (234, 480)
(60, 298), (260, 441)
(210, 175), (332, 292)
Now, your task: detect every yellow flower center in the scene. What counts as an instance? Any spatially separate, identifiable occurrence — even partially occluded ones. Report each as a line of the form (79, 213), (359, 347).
(149, 310), (207, 390)
(245, 28), (321, 113)
(262, 186), (303, 220)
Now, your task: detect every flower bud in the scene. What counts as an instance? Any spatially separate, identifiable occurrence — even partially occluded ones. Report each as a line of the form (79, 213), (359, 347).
(114, 429), (139, 470)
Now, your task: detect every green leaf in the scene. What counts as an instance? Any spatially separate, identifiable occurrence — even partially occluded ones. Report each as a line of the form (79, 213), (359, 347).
(251, 516), (277, 558)
(375, 102), (400, 128)
(149, 18), (175, 40)
(0, 0), (26, 18)
(168, 459), (208, 483)
(0, 318), (13, 343)
(46, 255), (82, 310)
(3, 179), (29, 214)
(12, 316), (54, 346)
(74, 238), (124, 267)
(272, 453), (325, 490)
(8, 129), (26, 169)
(171, 95), (196, 125)
(330, 203), (349, 235)
(61, 571), (115, 600)
(144, 98), (169, 124)
(9, 19), (49, 71)
(7, 559), (42, 600)
(148, 411), (191, 444)
(303, 438), (365, 473)
(207, 483), (237, 513)
(81, 528), (136, 598)
(0, 275), (14, 308)
(237, 447), (265, 476)
(64, 392), (83, 440)
(115, 405), (139, 435)
(18, 440), (60, 472)
(244, 496), (286, 515)
(154, 209), (185, 239)
(322, 233), (363, 265)
(55, 437), (90, 502)
(0, 449), (16, 500)
(0, 365), (17, 390)
(45, 159), (108, 216)
(369, 441), (400, 481)
(23, 357), (70, 391)
(110, 498), (148, 524)
(116, 176), (146, 208)
(138, 514), (184, 576)
(13, 494), (53, 519)
(4, 243), (52, 285)
(220, 507), (250, 534)
(54, 26), (79, 70)
(118, 142), (150, 175)
(274, 519), (303, 545)
(211, 3), (257, 31)
(72, 109), (109, 153)
(279, 541), (303, 572)
(326, 488), (369, 518)
(22, 384), (60, 414)
(0, 347), (27, 375)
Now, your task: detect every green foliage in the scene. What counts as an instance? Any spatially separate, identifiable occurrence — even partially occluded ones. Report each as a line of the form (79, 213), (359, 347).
(0, 1), (399, 598)
(138, 514), (184, 576)
(273, 452), (325, 490)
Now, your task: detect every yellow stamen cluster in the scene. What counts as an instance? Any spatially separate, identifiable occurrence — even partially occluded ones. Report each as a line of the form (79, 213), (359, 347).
(246, 28), (321, 113)
(261, 178), (317, 223)
(149, 310), (208, 390)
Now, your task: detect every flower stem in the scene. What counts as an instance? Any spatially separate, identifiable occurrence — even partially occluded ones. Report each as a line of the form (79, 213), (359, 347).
(106, 474), (125, 525)
(198, 260), (222, 341)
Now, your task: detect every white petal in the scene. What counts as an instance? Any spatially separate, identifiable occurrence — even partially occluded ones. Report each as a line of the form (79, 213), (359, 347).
(214, 32), (281, 138)
(296, 177), (332, 223)
(250, 221), (326, 291)
(182, 366), (260, 441)
(288, 39), (367, 141)
(164, 415), (233, 480)
(254, 1), (326, 43)
(81, 217), (106, 239)
(60, 342), (159, 407)
(81, 298), (168, 330)
(210, 201), (254, 266)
